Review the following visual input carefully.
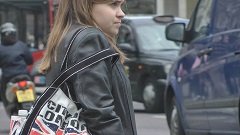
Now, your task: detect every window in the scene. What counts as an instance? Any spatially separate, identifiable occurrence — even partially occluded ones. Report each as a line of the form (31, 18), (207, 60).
(0, 1), (50, 52)
(192, 0), (212, 40)
(123, 0), (156, 14)
(213, 0), (240, 32)
(118, 25), (132, 44)
(136, 24), (179, 51)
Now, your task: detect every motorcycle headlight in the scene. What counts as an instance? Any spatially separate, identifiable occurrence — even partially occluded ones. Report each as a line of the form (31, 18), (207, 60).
(164, 63), (172, 74)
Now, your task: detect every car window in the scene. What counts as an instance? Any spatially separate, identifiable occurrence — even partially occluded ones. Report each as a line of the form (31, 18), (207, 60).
(136, 24), (179, 51)
(118, 25), (132, 44)
(207, 0), (240, 57)
(213, 0), (240, 33)
(192, 0), (212, 41)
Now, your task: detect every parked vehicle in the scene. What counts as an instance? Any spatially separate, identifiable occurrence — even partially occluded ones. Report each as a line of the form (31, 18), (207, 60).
(5, 74), (36, 117)
(164, 0), (240, 134)
(118, 15), (188, 113)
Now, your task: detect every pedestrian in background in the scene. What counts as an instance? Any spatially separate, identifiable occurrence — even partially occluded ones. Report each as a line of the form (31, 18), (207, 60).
(38, 0), (137, 135)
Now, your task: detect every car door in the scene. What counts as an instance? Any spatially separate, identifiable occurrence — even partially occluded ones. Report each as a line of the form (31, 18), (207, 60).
(176, 0), (212, 131)
(201, 0), (240, 133)
(181, 0), (240, 133)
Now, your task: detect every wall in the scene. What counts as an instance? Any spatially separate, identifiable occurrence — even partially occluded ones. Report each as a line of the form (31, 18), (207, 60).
(125, 0), (198, 19)
(156, 0), (198, 19)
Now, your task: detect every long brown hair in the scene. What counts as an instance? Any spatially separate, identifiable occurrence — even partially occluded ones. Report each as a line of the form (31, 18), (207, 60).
(38, 0), (125, 74)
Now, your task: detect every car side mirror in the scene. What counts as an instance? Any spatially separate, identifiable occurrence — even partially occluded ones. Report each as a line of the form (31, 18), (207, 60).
(166, 23), (186, 42)
(118, 43), (135, 53)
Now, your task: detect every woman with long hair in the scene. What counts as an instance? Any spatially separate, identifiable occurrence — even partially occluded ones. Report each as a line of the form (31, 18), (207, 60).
(38, 0), (137, 134)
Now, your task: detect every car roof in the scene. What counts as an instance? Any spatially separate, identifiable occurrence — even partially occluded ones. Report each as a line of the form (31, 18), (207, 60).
(123, 15), (154, 20)
(122, 14), (189, 24)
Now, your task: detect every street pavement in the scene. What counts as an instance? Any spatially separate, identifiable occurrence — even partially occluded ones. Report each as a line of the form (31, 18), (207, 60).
(0, 102), (170, 135)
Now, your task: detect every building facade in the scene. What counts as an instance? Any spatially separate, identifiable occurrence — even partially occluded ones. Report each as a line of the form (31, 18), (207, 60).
(126, 0), (198, 19)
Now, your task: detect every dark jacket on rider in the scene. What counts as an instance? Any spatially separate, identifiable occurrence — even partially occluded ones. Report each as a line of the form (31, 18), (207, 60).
(0, 40), (33, 114)
(46, 26), (137, 135)
(0, 41), (33, 81)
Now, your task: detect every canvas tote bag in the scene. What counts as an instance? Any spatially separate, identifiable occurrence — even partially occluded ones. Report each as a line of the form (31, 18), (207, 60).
(9, 27), (119, 135)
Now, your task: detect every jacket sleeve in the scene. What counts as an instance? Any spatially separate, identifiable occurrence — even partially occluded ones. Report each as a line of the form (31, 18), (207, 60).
(67, 28), (124, 135)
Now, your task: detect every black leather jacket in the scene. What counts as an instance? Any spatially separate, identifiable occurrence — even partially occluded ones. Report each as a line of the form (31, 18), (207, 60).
(46, 26), (137, 135)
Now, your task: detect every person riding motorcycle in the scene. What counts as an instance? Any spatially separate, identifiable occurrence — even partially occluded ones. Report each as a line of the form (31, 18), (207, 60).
(0, 22), (33, 115)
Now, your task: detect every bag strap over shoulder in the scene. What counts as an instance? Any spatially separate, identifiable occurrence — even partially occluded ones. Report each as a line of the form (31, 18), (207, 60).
(60, 26), (119, 71)
(60, 26), (88, 71)
(52, 48), (118, 88)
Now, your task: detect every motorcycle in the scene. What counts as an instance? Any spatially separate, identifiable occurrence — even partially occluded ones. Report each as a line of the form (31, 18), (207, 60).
(5, 74), (36, 117)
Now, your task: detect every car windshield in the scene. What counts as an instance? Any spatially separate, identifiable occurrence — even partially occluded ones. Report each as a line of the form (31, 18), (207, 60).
(136, 24), (180, 51)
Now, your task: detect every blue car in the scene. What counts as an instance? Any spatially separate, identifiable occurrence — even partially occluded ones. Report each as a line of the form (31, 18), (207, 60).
(164, 0), (240, 135)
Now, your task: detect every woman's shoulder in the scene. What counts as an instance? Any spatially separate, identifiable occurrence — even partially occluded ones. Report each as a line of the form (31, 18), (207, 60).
(67, 26), (111, 62)
(80, 26), (106, 39)
(62, 25), (107, 48)
(69, 25), (105, 37)
(71, 26), (110, 48)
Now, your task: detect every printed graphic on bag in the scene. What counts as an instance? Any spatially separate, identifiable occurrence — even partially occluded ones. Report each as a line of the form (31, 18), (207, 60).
(29, 100), (88, 135)
(10, 89), (89, 135)
(10, 116), (26, 135)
